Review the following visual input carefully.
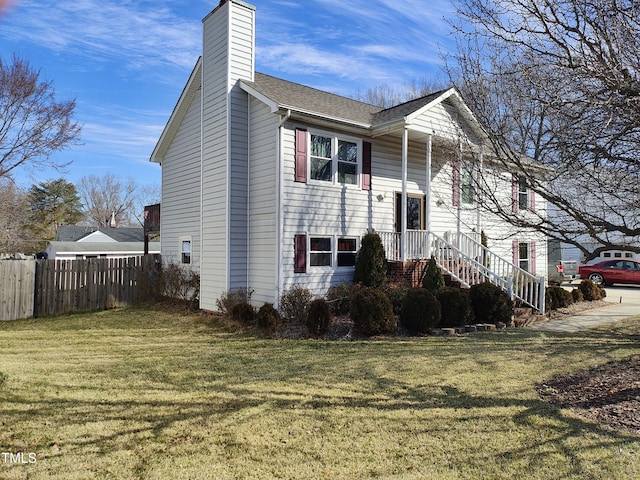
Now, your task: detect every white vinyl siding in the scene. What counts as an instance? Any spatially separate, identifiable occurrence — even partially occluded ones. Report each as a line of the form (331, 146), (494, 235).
(248, 98), (278, 305)
(200, 1), (255, 310)
(160, 87), (201, 270)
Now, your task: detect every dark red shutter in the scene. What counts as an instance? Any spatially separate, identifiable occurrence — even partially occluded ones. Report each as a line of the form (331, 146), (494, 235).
(512, 174), (518, 213)
(294, 234), (307, 273)
(362, 141), (371, 190)
(530, 241), (536, 274)
(295, 129), (307, 183)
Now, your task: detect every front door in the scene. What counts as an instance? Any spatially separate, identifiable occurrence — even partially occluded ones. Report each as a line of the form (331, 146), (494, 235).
(394, 193), (426, 232)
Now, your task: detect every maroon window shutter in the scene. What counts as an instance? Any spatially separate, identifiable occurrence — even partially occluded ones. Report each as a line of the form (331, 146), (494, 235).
(512, 240), (519, 266)
(512, 174), (518, 213)
(362, 141), (372, 190)
(529, 189), (536, 212)
(452, 157), (460, 206)
(295, 129), (307, 183)
(530, 241), (536, 275)
(294, 234), (307, 273)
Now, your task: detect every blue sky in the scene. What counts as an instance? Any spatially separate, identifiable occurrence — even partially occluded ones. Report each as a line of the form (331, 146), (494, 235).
(0, 0), (456, 190)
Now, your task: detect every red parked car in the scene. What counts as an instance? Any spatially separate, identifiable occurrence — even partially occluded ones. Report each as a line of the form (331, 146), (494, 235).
(578, 259), (640, 286)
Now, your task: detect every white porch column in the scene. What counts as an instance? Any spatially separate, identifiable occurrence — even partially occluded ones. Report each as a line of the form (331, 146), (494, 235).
(456, 140), (462, 244)
(476, 146), (483, 235)
(401, 127), (408, 262)
(426, 133), (433, 233)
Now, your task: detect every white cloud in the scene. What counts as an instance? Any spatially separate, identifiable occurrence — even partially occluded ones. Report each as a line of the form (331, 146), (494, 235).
(2, 0), (201, 71)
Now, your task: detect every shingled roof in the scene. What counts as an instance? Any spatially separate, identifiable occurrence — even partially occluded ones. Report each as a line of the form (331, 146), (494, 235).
(242, 72), (454, 131)
(56, 226), (145, 243)
(243, 72), (381, 126)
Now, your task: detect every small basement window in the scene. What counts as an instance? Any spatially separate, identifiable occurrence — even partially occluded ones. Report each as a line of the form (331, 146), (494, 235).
(180, 238), (192, 264)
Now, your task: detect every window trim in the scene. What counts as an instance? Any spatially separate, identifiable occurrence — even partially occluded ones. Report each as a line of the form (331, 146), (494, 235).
(461, 163), (475, 205)
(307, 128), (362, 187)
(309, 236), (333, 268)
(180, 237), (192, 265)
(305, 234), (359, 270)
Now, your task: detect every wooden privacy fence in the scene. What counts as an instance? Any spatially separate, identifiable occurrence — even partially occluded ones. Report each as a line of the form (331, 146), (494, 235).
(0, 259), (36, 321)
(0, 255), (159, 320)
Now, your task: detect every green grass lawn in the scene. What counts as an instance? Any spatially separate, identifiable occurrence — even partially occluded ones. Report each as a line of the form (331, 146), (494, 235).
(1, 308), (639, 479)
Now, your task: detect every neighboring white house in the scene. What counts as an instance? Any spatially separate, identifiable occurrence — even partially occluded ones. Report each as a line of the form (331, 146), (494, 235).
(46, 226), (159, 260)
(150, 0), (548, 311)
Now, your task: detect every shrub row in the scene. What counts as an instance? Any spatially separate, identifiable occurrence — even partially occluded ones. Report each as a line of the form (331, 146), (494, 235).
(328, 280), (512, 334)
(218, 279), (519, 338)
(545, 279), (606, 312)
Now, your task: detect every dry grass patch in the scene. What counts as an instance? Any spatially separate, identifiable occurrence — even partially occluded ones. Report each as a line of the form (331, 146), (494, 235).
(0, 308), (639, 479)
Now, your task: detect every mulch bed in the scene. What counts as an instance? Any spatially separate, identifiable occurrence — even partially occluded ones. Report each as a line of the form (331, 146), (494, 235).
(537, 356), (640, 436)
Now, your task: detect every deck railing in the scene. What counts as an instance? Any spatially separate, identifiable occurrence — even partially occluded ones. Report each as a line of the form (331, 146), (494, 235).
(378, 230), (545, 313)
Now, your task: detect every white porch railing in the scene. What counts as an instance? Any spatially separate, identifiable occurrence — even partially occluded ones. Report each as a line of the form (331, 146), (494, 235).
(378, 230), (546, 313)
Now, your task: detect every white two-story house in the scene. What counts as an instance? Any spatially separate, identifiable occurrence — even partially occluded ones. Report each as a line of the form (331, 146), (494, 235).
(150, 0), (547, 312)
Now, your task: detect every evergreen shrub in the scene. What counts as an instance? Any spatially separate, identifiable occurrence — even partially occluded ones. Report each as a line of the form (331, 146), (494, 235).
(437, 287), (472, 327)
(545, 286), (574, 311)
(422, 256), (444, 295)
(578, 279), (602, 301)
(400, 287), (441, 333)
(571, 288), (584, 303)
(350, 287), (396, 336)
(469, 282), (513, 325)
(353, 232), (387, 287)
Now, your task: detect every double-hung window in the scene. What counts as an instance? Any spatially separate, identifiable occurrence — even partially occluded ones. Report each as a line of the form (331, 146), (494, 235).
(180, 238), (192, 264)
(518, 177), (529, 210)
(518, 242), (530, 272)
(310, 237), (332, 267)
(337, 238), (357, 267)
(309, 131), (361, 185)
(305, 235), (358, 269)
(461, 164), (474, 204)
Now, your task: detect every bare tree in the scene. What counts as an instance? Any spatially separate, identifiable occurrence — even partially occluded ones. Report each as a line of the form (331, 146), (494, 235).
(0, 55), (81, 179)
(446, 0), (640, 260)
(351, 77), (448, 108)
(0, 178), (31, 254)
(78, 174), (138, 227)
(131, 183), (161, 227)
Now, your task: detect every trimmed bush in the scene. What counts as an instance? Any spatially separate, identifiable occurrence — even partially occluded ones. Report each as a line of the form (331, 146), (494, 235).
(231, 301), (255, 324)
(216, 288), (252, 315)
(383, 285), (409, 315)
(353, 232), (387, 287)
(437, 287), (472, 327)
(422, 256), (444, 295)
(578, 279), (602, 301)
(326, 282), (353, 315)
(257, 303), (281, 334)
(279, 286), (313, 324)
(307, 298), (332, 338)
(571, 288), (584, 303)
(469, 282), (513, 325)
(400, 287), (441, 333)
(350, 287), (396, 336)
(598, 285), (607, 298)
(545, 286), (574, 311)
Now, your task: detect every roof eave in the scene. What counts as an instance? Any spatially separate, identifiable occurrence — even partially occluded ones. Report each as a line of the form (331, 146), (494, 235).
(150, 57), (202, 164)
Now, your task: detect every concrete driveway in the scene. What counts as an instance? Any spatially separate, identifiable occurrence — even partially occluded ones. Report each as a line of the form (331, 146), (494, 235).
(532, 284), (640, 332)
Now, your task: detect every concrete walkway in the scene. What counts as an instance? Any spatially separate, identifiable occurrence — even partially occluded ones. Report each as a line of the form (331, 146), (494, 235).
(532, 286), (640, 332)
